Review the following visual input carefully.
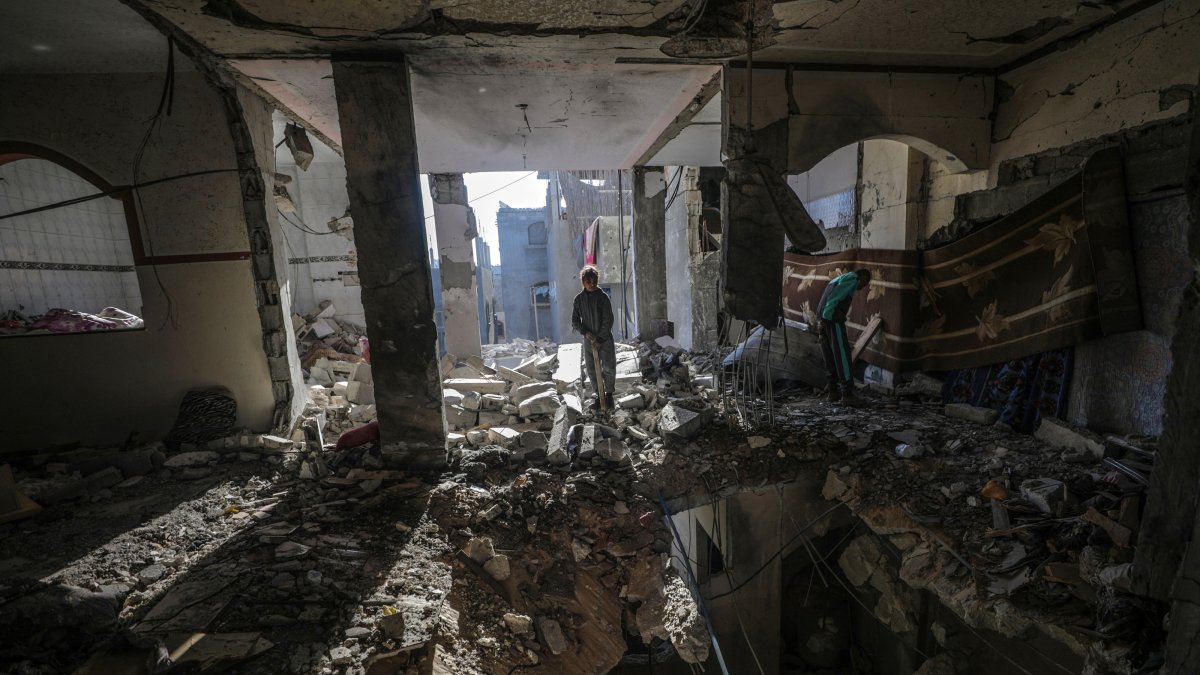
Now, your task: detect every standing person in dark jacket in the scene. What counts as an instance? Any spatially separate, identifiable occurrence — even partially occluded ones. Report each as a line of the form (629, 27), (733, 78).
(571, 265), (616, 409)
(817, 269), (872, 403)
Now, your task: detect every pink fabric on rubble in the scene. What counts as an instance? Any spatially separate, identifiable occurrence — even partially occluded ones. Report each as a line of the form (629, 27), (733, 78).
(29, 307), (143, 333)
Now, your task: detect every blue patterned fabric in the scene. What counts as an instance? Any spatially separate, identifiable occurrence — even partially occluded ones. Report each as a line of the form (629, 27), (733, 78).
(941, 348), (1074, 434)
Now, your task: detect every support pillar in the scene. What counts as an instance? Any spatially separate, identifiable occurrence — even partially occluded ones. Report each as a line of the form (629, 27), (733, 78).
(333, 58), (442, 466)
(633, 166), (667, 337)
(430, 173), (482, 358)
(1152, 70), (1200, 673)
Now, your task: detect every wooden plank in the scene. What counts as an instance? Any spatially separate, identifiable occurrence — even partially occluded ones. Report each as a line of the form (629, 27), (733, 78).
(851, 315), (883, 363)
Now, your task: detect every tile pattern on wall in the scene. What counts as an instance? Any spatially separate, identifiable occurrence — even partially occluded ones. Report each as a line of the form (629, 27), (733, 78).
(0, 158), (142, 315)
(1066, 194), (1192, 436)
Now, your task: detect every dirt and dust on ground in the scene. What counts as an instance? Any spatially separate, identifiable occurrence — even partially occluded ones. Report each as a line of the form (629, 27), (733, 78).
(0, 330), (1164, 674)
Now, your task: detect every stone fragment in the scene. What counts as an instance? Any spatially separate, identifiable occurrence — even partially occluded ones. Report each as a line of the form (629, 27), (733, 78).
(536, 617), (568, 655)
(465, 537), (495, 564)
(747, 435), (771, 449)
(513, 381), (556, 403)
(1020, 478), (1066, 514)
(822, 470), (850, 500)
(519, 390), (562, 417)
(1035, 417), (1104, 458)
(379, 611), (406, 639)
(479, 393), (506, 410)
(658, 403), (702, 444)
(442, 389), (464, 405)
(350, 362), (372, 384)
(83, 466), (125, 492)
(503, 613), (533, 635)
(477, 411), (509, 427)
(487, 427), (521, 447)
(137, 564), (167, 584)
(329, 646), (352, 665)
(444, 405), (477, 430)
(483, 554), (511, 580)
(466, 429), (489, 446)
(496, 365), (533, 385)
(596, 438), (628, 462)
(520, 431), (548, 451)
(943, 404), (998, 425)
(616, 392), (645, 410)
(547, 405), (579, 465)
(552, 343), (583, 391)
(163, 451), (219, 468)
(346, 381), (374, 405)
(443, 378), (508, 394)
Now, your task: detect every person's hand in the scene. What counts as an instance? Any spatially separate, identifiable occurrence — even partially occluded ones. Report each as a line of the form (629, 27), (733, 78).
(586, 333), (598, 345)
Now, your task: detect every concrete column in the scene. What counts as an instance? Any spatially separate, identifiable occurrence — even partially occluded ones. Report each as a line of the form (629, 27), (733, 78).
(547, 172), (576, 343)
(332, 59), (442, 466)
(633, 166), (667, 337)
(429, 173), (482, 358)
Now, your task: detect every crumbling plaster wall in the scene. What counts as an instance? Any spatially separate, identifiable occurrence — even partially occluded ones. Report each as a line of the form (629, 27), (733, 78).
(0, 72), (276, 452)
(725, 67), (993, 176)
(274, 113), (366, 327)
(859, 140), (921, 251)
(936, 0), (1200, 437)
(990, 0), (1200, 178)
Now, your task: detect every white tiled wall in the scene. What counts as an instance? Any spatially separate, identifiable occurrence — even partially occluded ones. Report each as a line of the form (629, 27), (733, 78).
(0, 158), (142, 317)
(274, 111), (365, 328)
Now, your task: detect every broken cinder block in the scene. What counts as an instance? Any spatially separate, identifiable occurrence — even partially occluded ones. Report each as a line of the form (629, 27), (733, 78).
(1035, 417), (1104, 458)
(943, 404), (998, 425)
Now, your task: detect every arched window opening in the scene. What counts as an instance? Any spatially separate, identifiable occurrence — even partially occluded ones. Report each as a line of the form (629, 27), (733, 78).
(788, 137), (981, 254)
(0, 146), (144, 336)
(527, 220), (547, 246)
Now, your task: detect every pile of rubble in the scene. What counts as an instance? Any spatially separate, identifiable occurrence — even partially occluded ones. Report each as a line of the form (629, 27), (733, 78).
(293, 300), (369, 376)
(441, 337), (719, 466)
(812, 397), (1163, 673)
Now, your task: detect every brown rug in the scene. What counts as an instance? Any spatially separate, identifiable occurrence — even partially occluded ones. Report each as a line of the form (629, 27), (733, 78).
(783, 148), (1142, 372)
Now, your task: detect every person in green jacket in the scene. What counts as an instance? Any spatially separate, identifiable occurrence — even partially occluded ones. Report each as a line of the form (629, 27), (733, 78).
(817, 269), (872, 403)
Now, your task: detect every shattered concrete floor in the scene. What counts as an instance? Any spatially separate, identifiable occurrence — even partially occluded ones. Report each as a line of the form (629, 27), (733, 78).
(0, 376), (1161, 674)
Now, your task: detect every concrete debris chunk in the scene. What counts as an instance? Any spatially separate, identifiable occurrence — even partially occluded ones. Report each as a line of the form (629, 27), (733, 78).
(513, 381), (557, 404)
(487, 427), (521, 447)
(658, 403), (702, 444)
(483, 554), (511, 581)
(495, 365), (532, 385)
(163, 451), (219, 468)
(464, 537), (495, 564)
(943, 404), (998, 425)
(617, 392), (645, 410)
(535, 617), (569, 655)
(1035, 417), (1105, 458)
(547, 405), (578, 466)
(1020, 477), (1066, 514)
(443, 378), (508, 394)
(519, 390), (563, 417)
(442, 389), (464, 405)
(520, 431), (548, 451)
(503, 613), (533, 635)
(595, 438), (628, 463)
(552, 343), (583, 391)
